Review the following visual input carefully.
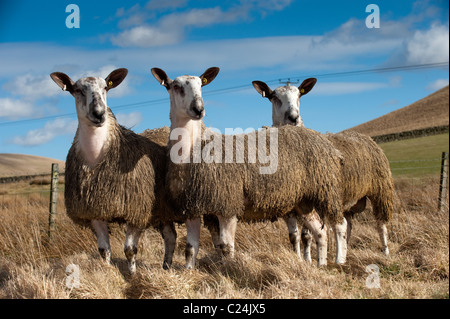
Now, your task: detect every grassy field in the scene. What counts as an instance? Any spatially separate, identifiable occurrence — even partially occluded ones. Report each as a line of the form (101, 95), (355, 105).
(0, 133), (448, 300)
(379, 133), (449, 178)
(0, 176), (448, 299)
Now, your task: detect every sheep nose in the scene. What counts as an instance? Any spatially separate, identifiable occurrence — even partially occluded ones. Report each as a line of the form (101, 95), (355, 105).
(92, 109), (105, 120)
(190, 97), (204, 118)
(288, 114), (298, 123)
(192, 106), (204, 117)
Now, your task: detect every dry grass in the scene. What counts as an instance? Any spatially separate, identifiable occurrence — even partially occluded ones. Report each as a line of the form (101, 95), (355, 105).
(0, 178), (448, 299)
(0, 153), (65, 177)
(349, 86), (449, 137)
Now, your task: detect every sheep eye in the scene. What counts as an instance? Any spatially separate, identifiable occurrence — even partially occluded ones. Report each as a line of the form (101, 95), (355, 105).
(173, 85), (184, 95)
(271, 96), (281, 107)
(74, 88), (85, 96)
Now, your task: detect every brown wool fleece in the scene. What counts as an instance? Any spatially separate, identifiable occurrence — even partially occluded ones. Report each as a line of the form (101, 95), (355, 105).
(64, 109), (170, 229)
(166, 125), (345, 225)
(326, 131), (395, 222)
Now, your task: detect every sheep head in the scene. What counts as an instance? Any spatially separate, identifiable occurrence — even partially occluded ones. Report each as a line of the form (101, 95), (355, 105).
(252, 78), (317, 127)
(151, 67), (219, 121)
(50, 68), (128, 127)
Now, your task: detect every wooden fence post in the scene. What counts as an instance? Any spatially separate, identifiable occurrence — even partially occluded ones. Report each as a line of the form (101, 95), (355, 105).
(438, 152), (449, 211)
(48, 163), (59, 238)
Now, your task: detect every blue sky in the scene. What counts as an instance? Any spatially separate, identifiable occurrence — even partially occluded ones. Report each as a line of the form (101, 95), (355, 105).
(0, 0), (448, 161)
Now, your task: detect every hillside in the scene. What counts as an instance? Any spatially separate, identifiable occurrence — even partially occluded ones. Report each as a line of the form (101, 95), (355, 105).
(348, 85), (449, 137)
(0, 153), (65, 177)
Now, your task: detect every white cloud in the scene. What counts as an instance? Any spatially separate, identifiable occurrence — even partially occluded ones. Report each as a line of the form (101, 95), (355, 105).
(12, 118), (77, 146)
(3, 73), (57, 100)
(0, 98), (34, 119)
(111, 7), (244, 48)
(10, 111), (143, 146)
(116, 111), (143, 128)
(426, 78), (449, 91)
(405, 22), (449, 64)
(109, 2), (292, 48)
(0, 34), (403, 80)
(111, 25), (181, 47)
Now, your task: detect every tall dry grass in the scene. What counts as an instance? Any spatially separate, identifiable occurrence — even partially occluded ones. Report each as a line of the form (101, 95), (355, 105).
(0, 177), (448, 299)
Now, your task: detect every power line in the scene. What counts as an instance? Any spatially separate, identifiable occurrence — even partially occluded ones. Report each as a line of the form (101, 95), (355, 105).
(0, 61), (448, 127)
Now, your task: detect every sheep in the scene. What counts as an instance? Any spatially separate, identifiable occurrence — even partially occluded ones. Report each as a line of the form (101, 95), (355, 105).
(251, 78), (326, 263)
(252, 79), (395, 258)
(151, 67), (349, 269)
(50, 69), (177, 274)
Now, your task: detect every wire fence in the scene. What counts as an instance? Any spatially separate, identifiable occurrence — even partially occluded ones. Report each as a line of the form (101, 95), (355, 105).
(1, 158), (448, 192)
(389, 158), (443, 178)
(1, 154), (448, 205)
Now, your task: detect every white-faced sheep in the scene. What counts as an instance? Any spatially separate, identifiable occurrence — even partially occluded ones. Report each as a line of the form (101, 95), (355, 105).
(151, 67), (348, 269)
(252, 79), (394, 258)
(252, 78), (326, 263)
(50, 69), (177, 273)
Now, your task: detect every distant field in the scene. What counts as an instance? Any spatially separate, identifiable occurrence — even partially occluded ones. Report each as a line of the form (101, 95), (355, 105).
(0, 154), (65, 177)
(379, 133), (449, 178)
(349, 86), (449, 137)
(0, 177), (448, 299)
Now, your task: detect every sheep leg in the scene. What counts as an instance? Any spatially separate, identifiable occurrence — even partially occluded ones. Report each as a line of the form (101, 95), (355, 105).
(302, 213), (328, 267)
(203, 214), (221, 255)
(377, 220), (389, 256)
(344, 212), (353, 244)
(300, 226), (313, 263)
(91, 220), (111, 264)
(333, 218), (348, 264)
(345, 197), (366, 243)
(217, 215), (237, 258)
(161, 223), (177, 270)
(283, 215), (301, 258)
(185, 218), (201, 269)
(124, 225), (142, 274)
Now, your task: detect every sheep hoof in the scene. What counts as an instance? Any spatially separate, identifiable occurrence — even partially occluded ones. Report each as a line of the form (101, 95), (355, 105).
(185, 263), (195, 270)
(219, 244), (234, 258)
(98, 248), (111, 264)
(335, 258), (346, 265)
(162, 260), (172, 270)
(128, 263), (136, 275)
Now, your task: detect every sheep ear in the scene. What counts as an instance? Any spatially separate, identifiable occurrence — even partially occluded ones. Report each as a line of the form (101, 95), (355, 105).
(252, 81), (273, 99)
(151, 68), (172, 89)
(105, 68), (128, 90)
(299, 78), (317, 95)
(50, 72), (75, 93)
(200, 67), (220, 87)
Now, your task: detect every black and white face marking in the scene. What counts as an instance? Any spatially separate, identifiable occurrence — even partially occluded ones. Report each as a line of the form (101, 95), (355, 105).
(50, 68), (128, 127)
(271, 86), (302, 127)
(170, 76), (205, 121)
(151, 67), (220, 121)
(252, 78), (317, 127)
(72, 77), (108, 126)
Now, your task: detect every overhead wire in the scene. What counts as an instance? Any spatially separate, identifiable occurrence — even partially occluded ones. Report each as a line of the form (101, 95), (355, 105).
(0, 61), (448, 127)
